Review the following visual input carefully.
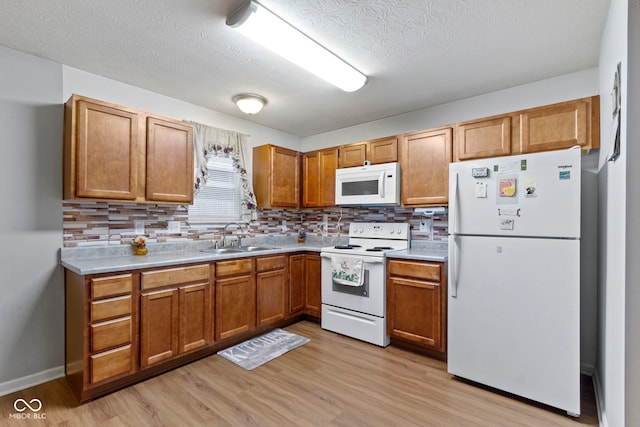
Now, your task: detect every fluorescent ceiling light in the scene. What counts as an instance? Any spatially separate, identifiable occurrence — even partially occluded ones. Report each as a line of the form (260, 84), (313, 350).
(233, 93), (267, 114)
(227, 0), (368, 92)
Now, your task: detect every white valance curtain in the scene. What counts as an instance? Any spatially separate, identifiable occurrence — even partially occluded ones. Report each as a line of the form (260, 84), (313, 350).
(189, 121), (257, 219)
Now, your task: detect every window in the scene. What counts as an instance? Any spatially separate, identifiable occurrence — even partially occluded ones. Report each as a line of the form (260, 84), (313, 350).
(188, 156), (242, 223)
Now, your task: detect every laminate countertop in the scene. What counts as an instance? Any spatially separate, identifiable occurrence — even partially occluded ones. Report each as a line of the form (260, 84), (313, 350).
(386, 247), (448, 262)
(61, 243), (327, 276)
(61, 240), (447, 276)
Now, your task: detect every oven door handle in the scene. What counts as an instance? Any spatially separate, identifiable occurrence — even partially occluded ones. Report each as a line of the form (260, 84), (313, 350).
(320, 253), (385, 264)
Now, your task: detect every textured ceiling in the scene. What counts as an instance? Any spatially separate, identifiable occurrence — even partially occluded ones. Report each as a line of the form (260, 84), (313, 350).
(0, 0), (609, 137)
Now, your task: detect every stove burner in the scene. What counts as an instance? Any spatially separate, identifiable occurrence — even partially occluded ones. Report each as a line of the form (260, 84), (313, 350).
(366, 246), (393, 252)
(334, 244), (362, 249)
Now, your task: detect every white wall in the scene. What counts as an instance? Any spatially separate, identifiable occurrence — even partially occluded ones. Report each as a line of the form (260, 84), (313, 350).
(0, 46), (65, 393)
(301, 68), (599, 151)
(625, 2), (640, 426)
(597, 0), (628, 426)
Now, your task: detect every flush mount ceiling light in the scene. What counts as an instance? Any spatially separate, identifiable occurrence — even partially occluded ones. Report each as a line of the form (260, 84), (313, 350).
(233, 93), (267, 114)
(226, 0), (368, 92)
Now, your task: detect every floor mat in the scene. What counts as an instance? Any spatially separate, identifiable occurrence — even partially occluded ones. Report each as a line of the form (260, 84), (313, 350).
(217, 328), (310, 370)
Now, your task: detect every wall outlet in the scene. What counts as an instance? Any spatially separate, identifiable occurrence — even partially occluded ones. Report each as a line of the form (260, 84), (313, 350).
(281, 219), (288, 232)
(420, 219), (428, 232)
(322, 214), (329, 231)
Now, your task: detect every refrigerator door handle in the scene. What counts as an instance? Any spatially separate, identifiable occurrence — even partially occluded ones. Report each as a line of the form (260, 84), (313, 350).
(448, 171), (459, 298)
(450, 172), (459, 235)
(450, 235), (459, 298)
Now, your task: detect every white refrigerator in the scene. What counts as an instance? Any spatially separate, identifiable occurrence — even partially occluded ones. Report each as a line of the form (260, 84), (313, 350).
(448, 148), (581, 416)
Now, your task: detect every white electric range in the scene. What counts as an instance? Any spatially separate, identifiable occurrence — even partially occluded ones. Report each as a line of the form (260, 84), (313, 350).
(320, 222), (410, 346)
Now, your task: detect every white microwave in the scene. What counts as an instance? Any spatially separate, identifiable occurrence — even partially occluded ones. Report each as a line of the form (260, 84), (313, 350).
(335, 162), (400, 206)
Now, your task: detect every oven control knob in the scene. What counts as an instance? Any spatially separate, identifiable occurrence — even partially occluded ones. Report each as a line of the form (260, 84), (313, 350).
(389, 229), (395, 234)
(397, 228), (403, 235)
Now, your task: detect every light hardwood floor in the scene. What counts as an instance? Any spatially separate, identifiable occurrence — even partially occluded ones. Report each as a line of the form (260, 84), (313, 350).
(0, 321), (598, 426)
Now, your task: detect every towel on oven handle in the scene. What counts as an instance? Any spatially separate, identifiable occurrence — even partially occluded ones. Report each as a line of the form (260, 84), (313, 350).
(330, 256), (364, 287)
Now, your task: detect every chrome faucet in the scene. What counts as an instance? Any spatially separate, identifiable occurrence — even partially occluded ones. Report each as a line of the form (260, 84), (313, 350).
(222, 222), (243, 247)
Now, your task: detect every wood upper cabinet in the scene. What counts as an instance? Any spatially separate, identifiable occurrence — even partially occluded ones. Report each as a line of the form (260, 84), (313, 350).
(63, 94), (193, 204)
(518, 96), (600, 153)
(454, 96), (600, 161)
(253, 144), (301, 208)
(146, 117), (194, 203)
(139, 264), (211, 368)
(387, 259), (446, 355)
(65, 96), (141, 200)
(339, 136), (398, 168)
(456, 115), (512, 161)
(398, 127), (452, 206)
(215, 258), (256, 340)
(303, 147), (338, 207)
(256, 255), (287, 327)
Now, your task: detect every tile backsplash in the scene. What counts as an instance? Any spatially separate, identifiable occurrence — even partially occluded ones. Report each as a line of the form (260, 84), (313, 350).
(62, 201), (448, 247)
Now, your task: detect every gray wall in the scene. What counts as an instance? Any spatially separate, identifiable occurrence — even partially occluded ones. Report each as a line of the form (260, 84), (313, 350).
(0, 46), (64, 390)
(597, 0), (628, 426)
(625, 1), (640, 426)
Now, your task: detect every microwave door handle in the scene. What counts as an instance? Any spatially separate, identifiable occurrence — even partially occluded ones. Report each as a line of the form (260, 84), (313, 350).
(378, 171), (385, 197)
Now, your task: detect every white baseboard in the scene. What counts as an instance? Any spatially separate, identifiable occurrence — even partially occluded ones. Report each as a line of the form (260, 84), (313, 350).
(592, 370), (608, 427)
(0, 366), (65, 397)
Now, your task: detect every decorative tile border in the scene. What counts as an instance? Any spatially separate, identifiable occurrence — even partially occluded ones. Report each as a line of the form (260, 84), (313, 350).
(62, 202), (448, 247)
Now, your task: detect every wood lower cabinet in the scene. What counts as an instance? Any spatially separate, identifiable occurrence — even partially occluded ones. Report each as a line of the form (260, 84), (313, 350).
(287, 253), (321, 318)
(139, 264), (211, 368)
(65, 252), (320, 402)
(215, 258), (256, 340)
(256, 255), (288, 326)
(302, 148), (338, 207)
(65, 271), (138, 400)
(304, 254), (322, 318)
(288, 254), (306, 315)
(140, 288), (179, 368)
(253, 144), (300, 208)
(179, 283), (212, 353)
(399, 127), (452, 206)
(63, 94), (194, 204)
(387, 259), (446, 356)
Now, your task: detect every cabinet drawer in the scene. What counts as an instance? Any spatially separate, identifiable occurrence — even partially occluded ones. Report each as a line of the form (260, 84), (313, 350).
(90, 317), (132, 353)
(388, 260), (442, 282)
(216, 258), (253, 278)
(90, 274), (133, 299)
(90, 295), (131, 323)
(256, 255), (286, 273)
(141, 264), (209, 291)
(90, 345), (132, 384)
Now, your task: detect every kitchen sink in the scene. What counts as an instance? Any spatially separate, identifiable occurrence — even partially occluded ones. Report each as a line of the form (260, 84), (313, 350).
(235, 246), (276, 252)
(200, 248), (244, 255)
(200, 246), (277, 255)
